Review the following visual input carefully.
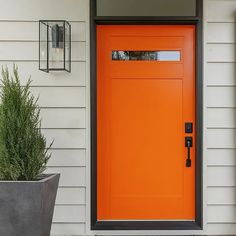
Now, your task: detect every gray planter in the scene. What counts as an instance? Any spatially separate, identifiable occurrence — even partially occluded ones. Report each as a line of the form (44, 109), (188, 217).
(0, 174), (60, 236)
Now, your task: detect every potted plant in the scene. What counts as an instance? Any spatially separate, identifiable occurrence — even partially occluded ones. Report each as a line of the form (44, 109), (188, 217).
(0, 66), (59, 236)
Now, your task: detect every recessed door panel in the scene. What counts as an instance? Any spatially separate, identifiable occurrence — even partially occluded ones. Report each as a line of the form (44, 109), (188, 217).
(97, 25), (195, 220)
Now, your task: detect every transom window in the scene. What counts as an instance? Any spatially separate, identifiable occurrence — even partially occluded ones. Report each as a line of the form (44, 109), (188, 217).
(96, 0), (196, 17)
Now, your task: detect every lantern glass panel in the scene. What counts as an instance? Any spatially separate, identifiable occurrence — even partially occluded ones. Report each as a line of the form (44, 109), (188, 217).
(39, 22), (48, 72)
(48, 21), (65, 70)
(65, 22), (71, 72)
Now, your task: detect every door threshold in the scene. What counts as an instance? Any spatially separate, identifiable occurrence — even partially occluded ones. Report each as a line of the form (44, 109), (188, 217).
(92, 220), (202, 230)
(102, 220), (195, 222)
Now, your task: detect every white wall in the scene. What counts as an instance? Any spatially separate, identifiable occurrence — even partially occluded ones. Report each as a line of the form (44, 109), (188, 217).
(205, 0), (236, 234)
(0, 0), (89, 235)
(1, 0), (236, 235)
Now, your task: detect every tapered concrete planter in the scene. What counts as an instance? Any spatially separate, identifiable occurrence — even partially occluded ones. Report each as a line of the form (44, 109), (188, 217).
(0, 174), (60, 236)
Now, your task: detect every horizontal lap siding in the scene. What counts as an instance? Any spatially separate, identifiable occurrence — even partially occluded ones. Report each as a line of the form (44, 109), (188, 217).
(45, 167), (86, 186)
(0, 0), (88, 235)
(43, 129), (86, 149)
(40, 108), (86, 129)
(207, 108), (236, 128)
(0, 62), (86, 86)
(0, 22), (86, 41)
(48, 149), (86, 167)
(0, 0), (87, 21)
(207, 63), (236, 86)
(0, 41), (86, 61)
(206, 0), (236, 234)
(207, 149), (236, 166)
(51, 223), (85, 236)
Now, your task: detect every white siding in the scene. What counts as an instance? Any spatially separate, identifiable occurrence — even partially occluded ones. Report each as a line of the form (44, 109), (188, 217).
(1, 0), (236, 235)
(206, 0), (236, 234)
(0, 0), (88, 235)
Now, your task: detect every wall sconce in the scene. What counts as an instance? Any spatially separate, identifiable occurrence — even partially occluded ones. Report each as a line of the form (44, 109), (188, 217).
(39, 20), (71, 73)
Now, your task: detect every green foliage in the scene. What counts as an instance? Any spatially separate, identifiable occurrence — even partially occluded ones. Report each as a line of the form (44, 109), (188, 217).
(0, 66), (52, 181)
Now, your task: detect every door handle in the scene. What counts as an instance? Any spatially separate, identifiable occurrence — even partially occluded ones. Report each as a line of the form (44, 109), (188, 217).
(185, 137), (192, 167)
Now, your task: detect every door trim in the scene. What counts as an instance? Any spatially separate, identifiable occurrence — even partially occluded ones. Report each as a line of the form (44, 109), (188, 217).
(90, 0), (203, 230)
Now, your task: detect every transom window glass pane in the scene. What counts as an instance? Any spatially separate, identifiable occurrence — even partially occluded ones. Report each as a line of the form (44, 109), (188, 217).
(97, 0), (196, 17)
(112, 51), (181, 61)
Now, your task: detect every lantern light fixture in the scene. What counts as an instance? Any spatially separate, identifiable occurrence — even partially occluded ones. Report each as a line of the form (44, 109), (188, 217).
(39, 20), (71, 73)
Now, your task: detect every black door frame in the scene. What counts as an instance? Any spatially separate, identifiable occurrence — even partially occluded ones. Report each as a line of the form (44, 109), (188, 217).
(90, 0), (203, 230)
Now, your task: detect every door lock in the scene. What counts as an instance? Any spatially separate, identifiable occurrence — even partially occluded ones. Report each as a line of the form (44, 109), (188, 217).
(185, 137), (192, 167)
(185, 122), (193, 133)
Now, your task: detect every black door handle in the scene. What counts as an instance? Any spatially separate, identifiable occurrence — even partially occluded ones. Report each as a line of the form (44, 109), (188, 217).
(185, 137), (192, 167)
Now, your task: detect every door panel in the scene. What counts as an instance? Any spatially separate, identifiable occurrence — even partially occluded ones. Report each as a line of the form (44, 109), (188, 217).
(97, 25), (195, 220)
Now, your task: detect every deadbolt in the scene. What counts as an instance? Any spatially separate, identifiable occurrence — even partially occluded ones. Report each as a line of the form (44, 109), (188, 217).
(185, 122), (193, 134)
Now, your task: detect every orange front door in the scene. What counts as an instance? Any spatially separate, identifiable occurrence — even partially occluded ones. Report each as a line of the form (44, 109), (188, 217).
(97, 25), (195, 220)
